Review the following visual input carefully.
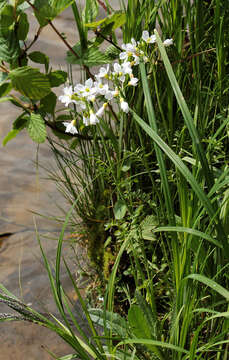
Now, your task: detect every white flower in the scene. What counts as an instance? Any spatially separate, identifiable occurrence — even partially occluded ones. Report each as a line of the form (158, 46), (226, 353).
(120, 98), (129, 113)
(113, 63), (125, 82)
(122, 61), (132, 75)
(94, 80), (110, 96)
(163, 38), (173, 46)
(128, 75), (138, 86)
(59, 87), (75, 107)
(89, 110), (99, 125)
(95, 64), (110, 79)
(74, 78), (97, 100)
(119, 38), (138, 62)
(142, 30), (156, 44)
(63, 120), (78, 134)
(96, 103), (108, 117)
(83, 116), (90, 126)
(104, 89), (115, 101)
(83, 111), (99, 126)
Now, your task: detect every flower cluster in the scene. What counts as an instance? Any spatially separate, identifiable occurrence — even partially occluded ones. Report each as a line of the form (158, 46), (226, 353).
(59, 31), (173, 134)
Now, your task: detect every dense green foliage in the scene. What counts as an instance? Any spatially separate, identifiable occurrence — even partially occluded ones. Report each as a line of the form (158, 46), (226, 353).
(0, 0), (229, 359)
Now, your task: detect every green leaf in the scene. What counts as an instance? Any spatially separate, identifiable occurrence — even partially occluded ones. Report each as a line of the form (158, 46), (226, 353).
(26, 113), (47, 143)
(28, 51), (49, 72)
(0, 71), (8, 84)
(220, 188), (229, 233)
(0, 1), (7, 11)
(0, 82), (12, 97)
(186, 274), (229, 301)
(114, 200), (127, 220)
(105, 45), (120, 60)
(13, 113), (28, 130)
(0, 4), (14, 32)
(154, 226), (222, 248)
(34, 0), (75, 27)
(85, 11), (126, 30)
(67, 43), (111, 66)
(89, 308), (128, 338)
(40, 91), (57, 114)
(48, 70), (67, 87)
(9, 66), (51, 100)
(82, 0), (98, 24)
(128, 305), (152, 339)
(2, 129), (21, 146)
(128, 305), (163, 358)
(0, 96), (13, 103)
(17, 12), (29, 40)
(0, 31), (20, 62)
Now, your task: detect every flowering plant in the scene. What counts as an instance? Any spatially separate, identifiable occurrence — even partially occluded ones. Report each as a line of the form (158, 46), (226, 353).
(1, 2), (229, 360)
(59, 31), (173, 134)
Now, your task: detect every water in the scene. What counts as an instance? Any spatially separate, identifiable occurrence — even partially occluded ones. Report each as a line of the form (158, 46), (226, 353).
(0, 2), (122, 358)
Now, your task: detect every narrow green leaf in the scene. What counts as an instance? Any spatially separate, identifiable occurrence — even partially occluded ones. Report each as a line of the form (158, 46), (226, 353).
(2, 129), (21, 146)
(155, 30), (214, 191)
(186, 274), (229, 300)
(154, 226), (222, 248)
(132, 110), (229, 258)
(82, 0), (98, 24)
(26, 113), (47, 143)
(114, 339), (188, 355)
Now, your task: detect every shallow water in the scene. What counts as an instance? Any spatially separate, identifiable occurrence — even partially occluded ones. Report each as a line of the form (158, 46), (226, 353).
(0, 2), (122, 358)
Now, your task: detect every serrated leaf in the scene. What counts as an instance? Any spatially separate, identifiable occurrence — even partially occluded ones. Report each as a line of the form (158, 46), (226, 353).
(26, 113), (47, 143)
(89, 308), (128, 337)
(114, 200), (127, 220)
(9, 66), (51, 100)
(0, 1), (7, 11)
(67, 43), (111, 67)
(17, 12), (29, 40)
(0, 31), (20, 62)
(128, 305), (152, 339)
(34, 0), (74, 27)
(92, 22), (114, 46)
(2, 129), (21, 146)
(40, 91), (57, 114)
(48, 70), (67, 87)
(140, 215), (158, 241)
(28, 51), (49, 72)
(105, 45), (120, 60)
(85, 11), (126, 30)
(0, 82), (12, 97)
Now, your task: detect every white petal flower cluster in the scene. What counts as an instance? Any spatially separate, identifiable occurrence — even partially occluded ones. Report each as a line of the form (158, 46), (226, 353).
(58, 30), (173, 135)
